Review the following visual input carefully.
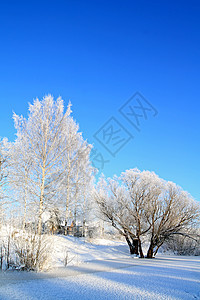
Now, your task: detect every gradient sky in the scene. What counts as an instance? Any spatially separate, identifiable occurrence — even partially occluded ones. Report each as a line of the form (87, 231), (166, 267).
(0, 0), (199, 201)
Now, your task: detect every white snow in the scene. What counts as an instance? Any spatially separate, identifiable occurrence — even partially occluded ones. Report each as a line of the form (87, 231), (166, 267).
(50, 235), (130, 267)
(0, 236), (199, 299)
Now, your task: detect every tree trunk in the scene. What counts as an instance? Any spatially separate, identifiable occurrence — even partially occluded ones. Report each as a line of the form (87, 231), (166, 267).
(82, 219), (86, 237)
(147, 242), (154, 258)
(154, 241), (164, 256)
(38, 167), (45, 236)
(125, 235), (135, 254)
(38, 196), (43, 236)
(35, 233), (42, 271)
(6, 235), (10, 269)
(82, 182), (86, 237)
(22, 195), (27, 231)
(65, 157), (71, 235)
(0, 246), (3, 270)
(22, 172), (28, 231)
(131, 237), (139, 255)
(74, 167), (79, 229)
(138, 238), (144, 258)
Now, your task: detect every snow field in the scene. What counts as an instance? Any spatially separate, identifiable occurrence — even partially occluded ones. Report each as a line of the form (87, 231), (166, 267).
(0, 236), (199, 300)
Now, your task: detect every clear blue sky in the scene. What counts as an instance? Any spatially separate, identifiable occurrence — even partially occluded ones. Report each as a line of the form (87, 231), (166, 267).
(0, 0), (199, 201)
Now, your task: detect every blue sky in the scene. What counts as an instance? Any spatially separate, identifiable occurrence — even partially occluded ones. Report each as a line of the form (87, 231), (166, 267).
(0, 0), (199, 201)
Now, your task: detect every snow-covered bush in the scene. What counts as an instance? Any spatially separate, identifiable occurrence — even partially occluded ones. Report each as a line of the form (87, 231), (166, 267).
(12, 231), (52, 271)
(163, 231), (200, 256)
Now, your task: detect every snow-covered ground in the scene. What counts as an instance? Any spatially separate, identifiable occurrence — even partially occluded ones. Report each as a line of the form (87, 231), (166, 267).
(50, 235), (130, 267)
(0, 236), (200, 299)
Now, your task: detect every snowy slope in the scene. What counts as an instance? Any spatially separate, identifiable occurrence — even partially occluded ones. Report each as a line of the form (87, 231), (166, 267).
(50, 235), (130, 267)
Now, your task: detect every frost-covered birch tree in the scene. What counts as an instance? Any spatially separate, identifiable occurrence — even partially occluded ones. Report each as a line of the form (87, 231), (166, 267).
(58, 112), (94, 233)
(72, 152), (95, 234)
(6, 131), (33, 230)
(11, 95), (92, 236)
(13, 96), (69, 234)
(11, 95), (93, 236)
(0, 140), (7, 227)
(0, 138), (14, 229)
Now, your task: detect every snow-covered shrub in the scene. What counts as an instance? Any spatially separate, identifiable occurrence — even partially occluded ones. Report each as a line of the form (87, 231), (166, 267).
(163, 232), (200, 256)
(12, 231), (52, 271)
(0, 228), (15, 271)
